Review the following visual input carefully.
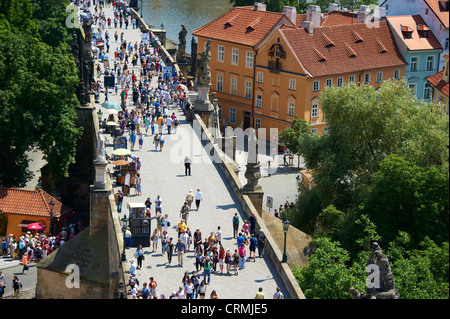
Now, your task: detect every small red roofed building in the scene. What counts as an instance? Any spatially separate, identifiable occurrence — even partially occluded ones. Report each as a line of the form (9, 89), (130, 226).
(0, 187), (74, 238)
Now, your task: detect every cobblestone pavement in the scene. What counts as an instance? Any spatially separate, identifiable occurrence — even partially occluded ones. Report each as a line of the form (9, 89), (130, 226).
(96, 5), (290, 299)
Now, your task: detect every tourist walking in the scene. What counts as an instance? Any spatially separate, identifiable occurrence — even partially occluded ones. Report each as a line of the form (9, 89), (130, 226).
(151, 228), (160, 252)
(195, 188), (203, 211)
(174, 238), (186, 267)
(135, 244), (144, 269)
(249, 234), (258, 261)
(273, 287), (284, 299)
(199, 280), (207, 299)
(166, 237), (174, 265)
(180, 202), (190, 224)
(232, 213), (240, 238)
(185, 189), (194, 209)
(203, 256), (212, 285)
(255, 287), (264, 299)
(238, 243), (246, 270)
(184, 155), (192, 176)
(257, 230), (267, 258)
(117, 190), (124, 213)
(12, 276), (21, 296)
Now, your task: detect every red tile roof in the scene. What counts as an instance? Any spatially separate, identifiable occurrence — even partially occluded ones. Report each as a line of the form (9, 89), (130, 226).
(0, 187), (73, 218)
(193, 6), (290, 47)
(424, 0), (449, 29)
(321, 11), (358, 27)
(427, 70), (449, 97)
(280, 21), (406, 77)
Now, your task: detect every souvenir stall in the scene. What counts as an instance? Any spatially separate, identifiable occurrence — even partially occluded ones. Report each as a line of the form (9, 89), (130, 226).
(127, 202), (150, 247)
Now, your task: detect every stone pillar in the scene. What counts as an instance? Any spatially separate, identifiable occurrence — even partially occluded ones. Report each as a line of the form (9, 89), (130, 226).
(242, 131), (264, 216)
(193, 83), (214, 127)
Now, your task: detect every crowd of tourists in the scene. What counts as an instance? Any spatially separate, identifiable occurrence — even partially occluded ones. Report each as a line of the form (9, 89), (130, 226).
(0, 221), (85, 297)
(73, 0), (285, 299)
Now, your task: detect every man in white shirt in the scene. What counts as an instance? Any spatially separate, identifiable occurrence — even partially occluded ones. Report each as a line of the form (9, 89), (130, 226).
(166, 117), (173, 134)
(195, 188), (203, 211)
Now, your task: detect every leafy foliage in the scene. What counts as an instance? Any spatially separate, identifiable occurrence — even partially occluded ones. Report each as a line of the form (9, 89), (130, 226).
(0, 0), (82, 187)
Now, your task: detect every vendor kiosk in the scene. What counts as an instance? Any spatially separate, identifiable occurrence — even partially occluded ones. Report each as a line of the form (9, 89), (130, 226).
(127, 203), (150, 247)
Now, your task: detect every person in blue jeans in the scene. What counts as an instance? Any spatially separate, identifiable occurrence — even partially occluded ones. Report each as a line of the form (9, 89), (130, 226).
(191, 271), (200, 298)
(117, 190), (124, 213)
(203, 256), (212, 284)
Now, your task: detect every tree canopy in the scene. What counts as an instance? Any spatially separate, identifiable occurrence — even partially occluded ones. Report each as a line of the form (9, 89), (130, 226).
(287, 80), (449, 298)
(0, 0), (82, 187)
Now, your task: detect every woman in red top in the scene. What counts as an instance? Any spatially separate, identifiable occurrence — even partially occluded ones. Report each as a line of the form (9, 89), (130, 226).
(218, 246), (225, 274)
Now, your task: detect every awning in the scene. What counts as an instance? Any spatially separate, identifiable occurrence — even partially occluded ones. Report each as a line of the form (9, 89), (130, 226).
(56, 210), (75, 222)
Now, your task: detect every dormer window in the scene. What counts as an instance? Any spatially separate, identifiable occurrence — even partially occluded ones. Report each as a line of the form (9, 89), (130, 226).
(401, 25), (413, 39)
(417, 24), (430, 38)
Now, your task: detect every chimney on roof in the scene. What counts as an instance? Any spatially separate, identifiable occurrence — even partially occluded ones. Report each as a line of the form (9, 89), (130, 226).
(357, 5), (371, 24)
(253, 2), (266, 11)
(303, 5), (321, 33)
(328, 3), (340, 13)
(282, 6), (297, 26)
(374, 6), (386, 19)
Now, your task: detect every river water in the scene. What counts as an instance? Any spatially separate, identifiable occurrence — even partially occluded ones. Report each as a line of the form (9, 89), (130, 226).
(141, 0), (233, 53)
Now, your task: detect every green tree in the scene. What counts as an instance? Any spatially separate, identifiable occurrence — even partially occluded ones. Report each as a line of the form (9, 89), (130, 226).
(279, 116), (311, 167)
(293, 237), (362, 299)
(363, 154), (449, 246)
(0, 30), (82, 187)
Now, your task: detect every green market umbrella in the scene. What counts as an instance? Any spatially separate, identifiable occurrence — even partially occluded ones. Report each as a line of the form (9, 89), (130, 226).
(102, 101), (121, 110)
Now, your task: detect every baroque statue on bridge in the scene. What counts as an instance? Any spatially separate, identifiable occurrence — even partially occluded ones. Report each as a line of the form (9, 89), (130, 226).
(196, 39), (211, 86)
(350, 241), (400, 299)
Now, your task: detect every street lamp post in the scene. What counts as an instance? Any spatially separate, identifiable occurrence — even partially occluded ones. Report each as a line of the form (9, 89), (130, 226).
(49, 200), (55, 236)
(120, 215), (129, 262)
(140, 0), (143, 18)
(282, 217), (290, 263)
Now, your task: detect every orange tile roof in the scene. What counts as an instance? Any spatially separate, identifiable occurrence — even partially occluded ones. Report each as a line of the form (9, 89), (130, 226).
(321, 11), (358, 27)
(424, 0), (449, 29)
(427, 70), (449, 96)
(0, 187), (73, 218)
(387, 15), (442, 51)
(193, 6), (289, 47)
(280, 21), (406, 78)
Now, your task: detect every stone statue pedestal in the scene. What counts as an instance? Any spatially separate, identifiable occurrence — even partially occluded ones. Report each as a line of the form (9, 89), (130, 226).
(242, 162), (264, 216)
(193, 83), (214, 127)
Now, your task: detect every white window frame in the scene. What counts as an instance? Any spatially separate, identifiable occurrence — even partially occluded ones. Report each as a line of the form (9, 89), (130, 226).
(349, 75), (355, 83)
(288, 101), (295, 116)
(311, 128), (318, 135)
(313, 80), (320, 91)
(376, 71), (383, 83)
(245, 80), (252, 99)
(394, 69), (400, 80)
(410, 56), (418, 72)
(246, 51), (253, 68)
(232, 48), (239, 66)
(326, 78), (332, 87)
(289, 79), (296, 90)
(230, 77), (237, 95)
(337, 77), (343, 88)
(218, 45), (225, 62)
(255, 118), (261, 130)
(364, 73), (371, 84)
(229, 107), (236, 124)
(312, 103), (319, 118)
(256, 71), (263, 83)
(423, 82), (432, 99)
(216, 73), (223, 92)
(256, 94), (262, 108)
(426, 56), (435, 71)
